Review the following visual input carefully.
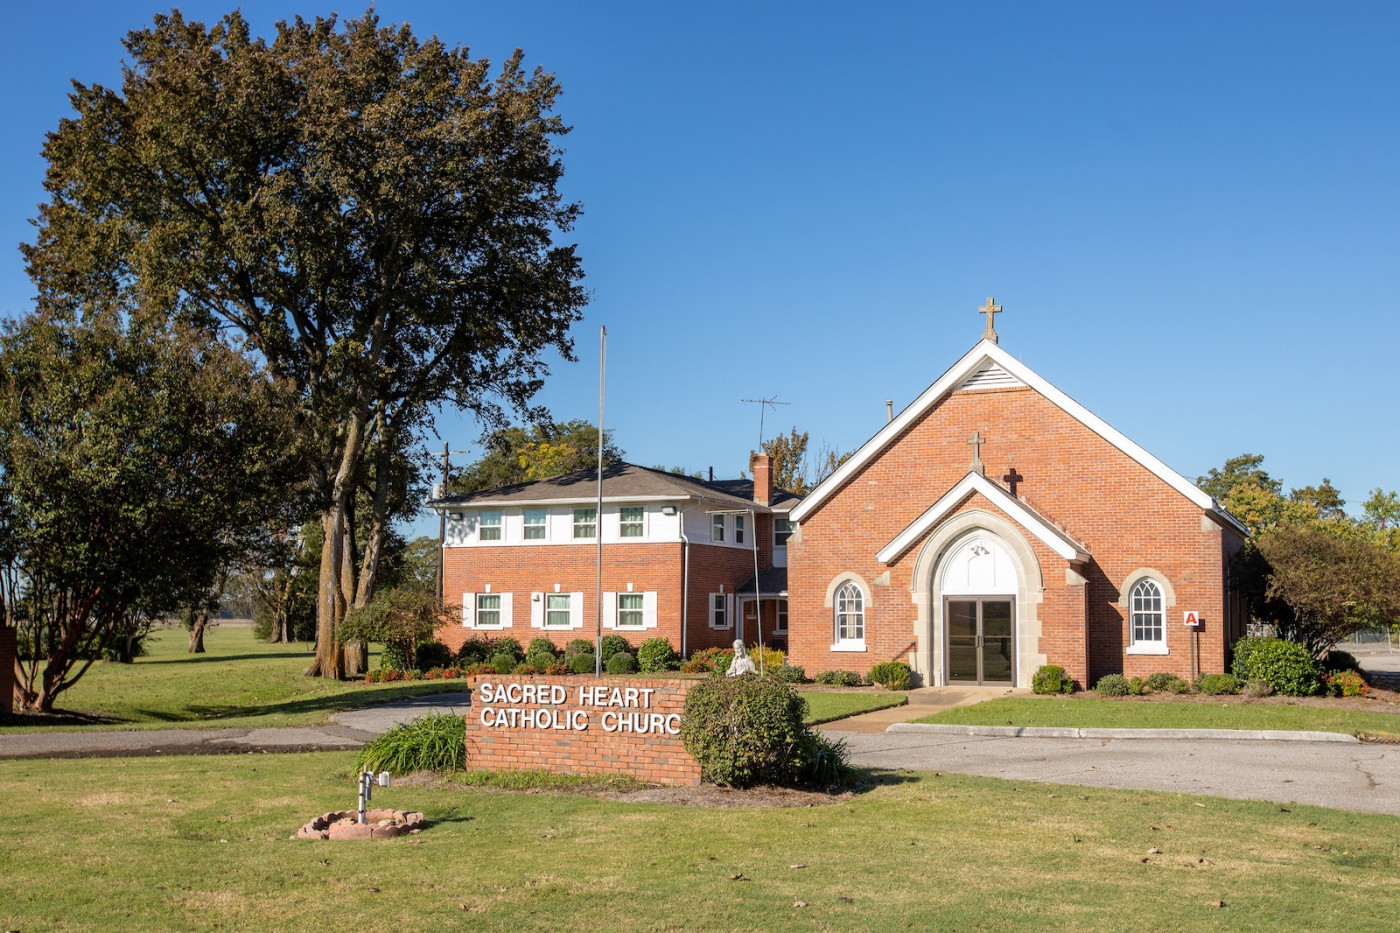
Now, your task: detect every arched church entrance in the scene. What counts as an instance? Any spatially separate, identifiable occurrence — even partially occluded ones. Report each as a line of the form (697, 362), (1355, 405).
(938, 532), (1018, 685)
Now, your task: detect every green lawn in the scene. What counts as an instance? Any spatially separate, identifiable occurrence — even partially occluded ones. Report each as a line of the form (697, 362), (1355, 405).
(2, 626), (468, 732)
(800, 689), (907, 724)
(1, 752), (1397, 930)
(917, 697), (1400, 738)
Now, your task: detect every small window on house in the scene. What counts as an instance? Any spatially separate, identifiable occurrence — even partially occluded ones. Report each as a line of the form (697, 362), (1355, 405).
(1130, 579), (1165, 648)
(834, 582), (864, 644)
(523, 509), (547, 540)
(546, 593), (573, 628)
(573, 507), (597, 539)
(619, 506), (644, 538)
(735, 515), (745, 544)
(476, 593), (502, 628)
(478, 510), (502, 541)
(775, 598), (789, 633)
(711, 594), (729, 628)
(711, 514), (725, 542)
(617, 592), (644, 627)
(774, 517), (793, 546)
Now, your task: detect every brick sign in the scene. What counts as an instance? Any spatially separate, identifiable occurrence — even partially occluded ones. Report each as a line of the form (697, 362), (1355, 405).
(465, 675), (702, 786)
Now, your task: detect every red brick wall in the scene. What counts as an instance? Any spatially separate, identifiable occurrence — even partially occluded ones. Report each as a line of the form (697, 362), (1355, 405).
(0, 627), (14, 713)
(789, 385), (1238, 684)
(464, 675), (701, 785)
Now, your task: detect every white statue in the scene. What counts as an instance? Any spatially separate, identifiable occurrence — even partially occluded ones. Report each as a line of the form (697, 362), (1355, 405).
(726, 639), (757, 677)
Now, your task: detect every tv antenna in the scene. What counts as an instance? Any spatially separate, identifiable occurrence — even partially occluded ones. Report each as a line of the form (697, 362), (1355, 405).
(741, 396), (790, 449)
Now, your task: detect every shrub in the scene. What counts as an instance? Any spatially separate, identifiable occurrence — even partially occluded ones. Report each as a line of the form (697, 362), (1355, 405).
(1323, 650), (1362, 674)
(526, 650), (559, 671)
(1197, 673), (1241, 695)
(414, 641), (453, 672)
(1031, 665), (1074, 695)
(802, 732), (853, 787)
(492, 637), (526, 663)
(1230, 636), (1267, 681)
(679, 675), (813, 787)
(1095, 673), (1131, 697)
(637, 638), (680, 673)
(528, 637), (560, 659)
(750, 645), (786, 673)
(379, 642), (412, 674)
(456, 638), (494, 666)
(1128, 677), (1146, 696)
(340, 587), (454, 672)
(815, 669), (861, 687)
(869, 661), (913, 690)
(490, 651), (517, 674)
(461, 661), (495, 676)
(511, 662), (539, 675)
(356, 712), (465, 773)
(1232, 637), (1322, 696)
(606, 651), (638, 675)
(565, 639), (595, 659)
(680, 647), (732, 674)
(600, 635), (633, 662)
(1146, 672), (1189, 694)
(1325, 670), (1369, 698)
(770, 663), (806, 684)
(568, 651), (597, 675)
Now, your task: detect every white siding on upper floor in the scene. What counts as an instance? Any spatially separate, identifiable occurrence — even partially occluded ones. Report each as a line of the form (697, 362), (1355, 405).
(444, 503), (684, 547)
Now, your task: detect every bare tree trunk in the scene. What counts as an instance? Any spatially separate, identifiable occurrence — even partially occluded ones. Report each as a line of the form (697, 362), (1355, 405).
(341, 519), (368, 677)
(306, 407), (370, 678)
(188, 614), (208, 653)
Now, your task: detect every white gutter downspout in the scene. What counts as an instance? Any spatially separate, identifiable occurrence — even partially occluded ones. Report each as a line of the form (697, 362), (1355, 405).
(678, 503), (699, 659)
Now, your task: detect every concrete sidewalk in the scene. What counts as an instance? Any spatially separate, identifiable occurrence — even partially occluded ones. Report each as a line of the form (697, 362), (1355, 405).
(816, 684), (1025, 734)
(0, 693), (474, 760)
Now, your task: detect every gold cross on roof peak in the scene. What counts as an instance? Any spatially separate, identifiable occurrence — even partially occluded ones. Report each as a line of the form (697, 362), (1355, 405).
(978, 297), (1002, 344)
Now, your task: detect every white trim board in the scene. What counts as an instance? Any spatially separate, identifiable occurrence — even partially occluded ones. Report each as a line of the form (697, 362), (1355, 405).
(875, 471), (1091, 565)
(790, 338), (1246, 535)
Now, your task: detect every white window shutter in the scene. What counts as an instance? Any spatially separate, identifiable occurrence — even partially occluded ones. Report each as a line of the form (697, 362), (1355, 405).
(530, 593), (544, 628)
(708, 594), (718, 629)
(570, 592), (585, 629)
(462, 593), (475, 628)
(499, 592), (514, 628)
(727, 594), (736, 630)
(642, 591), (658, 629)
(603, 592), (617, 629)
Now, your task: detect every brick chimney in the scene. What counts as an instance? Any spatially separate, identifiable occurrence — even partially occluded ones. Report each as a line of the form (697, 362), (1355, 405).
(750, 450), (772, 506)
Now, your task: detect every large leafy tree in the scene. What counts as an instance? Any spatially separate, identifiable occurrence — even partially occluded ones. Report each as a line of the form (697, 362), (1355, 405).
(0, 310), (300, 711)
(451, 420), (621, 494)
(24, 11), (587, 678)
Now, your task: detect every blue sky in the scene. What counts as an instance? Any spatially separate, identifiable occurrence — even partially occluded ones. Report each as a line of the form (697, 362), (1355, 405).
(3, 2), (1396, 541)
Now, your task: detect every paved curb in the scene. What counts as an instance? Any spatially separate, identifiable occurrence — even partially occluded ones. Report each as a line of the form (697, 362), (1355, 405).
(885, 722), (1360, 743)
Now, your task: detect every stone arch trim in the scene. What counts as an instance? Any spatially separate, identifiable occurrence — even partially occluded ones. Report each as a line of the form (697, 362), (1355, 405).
(823, 571), (873, 608)
(907, 509), (1046, 689)
(1116, 568), (1177, 609)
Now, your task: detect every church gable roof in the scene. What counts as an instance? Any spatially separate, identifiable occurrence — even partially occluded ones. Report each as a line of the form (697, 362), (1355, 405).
(790, 338), (1245, 534)
(875, 471), (1091, 564)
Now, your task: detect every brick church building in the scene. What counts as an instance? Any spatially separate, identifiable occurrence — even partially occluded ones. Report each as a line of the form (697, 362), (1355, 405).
(432, 300), (1246, 687)
(785, 301), (1248, 687)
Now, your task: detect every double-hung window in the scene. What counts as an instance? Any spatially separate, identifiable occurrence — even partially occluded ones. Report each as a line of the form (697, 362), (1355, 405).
(775, 599), (789, 633)
(476, 593), (502, 628)
(619, 506), (644, 538)
(711, 594), (729, 628)
(573, 507), (597, 539)
(546, 593), (572, 628)
(711, 514), (725, 542)
(1129, 579), (1166, 652)
(478, 510), (502, 541)
(735, 515), (745, 544)
(834, 582), (864, 644)
(523, 509), (547, 540)
(774, 518), (793, 546)
(617, 593), (645, 628)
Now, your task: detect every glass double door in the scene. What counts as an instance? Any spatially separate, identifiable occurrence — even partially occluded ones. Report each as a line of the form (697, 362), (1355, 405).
(946, 598), (1014, 684)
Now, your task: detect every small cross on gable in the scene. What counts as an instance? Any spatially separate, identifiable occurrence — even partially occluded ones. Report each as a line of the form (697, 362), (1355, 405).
(967, 430), (987, 476)
(1003, 466), (1024, 498)
(978, 297), (1002, 344)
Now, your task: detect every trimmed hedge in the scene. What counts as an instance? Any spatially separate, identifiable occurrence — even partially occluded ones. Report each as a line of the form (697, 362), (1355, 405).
(1094, 673), (1131, 697)
(815, 669), (861, 687)
(606, 651), (638, 675)
(567, 651), (597, 675)
(1196, 672), (1241, 695)
(1231, 637), (1321, 696)
(1032, 665), (1074, 695)
(680, 675), (836, 787)
(528, 637), (560, 659)
(637, 638), (679, 673)
(1146, 672), (1189, 694)
(770, 663), (807, 684)
(869, 661), (913, 690)
(600, 635), (633, 662)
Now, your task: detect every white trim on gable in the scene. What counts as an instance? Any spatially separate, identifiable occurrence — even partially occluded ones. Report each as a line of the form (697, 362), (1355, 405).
(789, 339), (1247, 535)
(875, 471), (1091, 565)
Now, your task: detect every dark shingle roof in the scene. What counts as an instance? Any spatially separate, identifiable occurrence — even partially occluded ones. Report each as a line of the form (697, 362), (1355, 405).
(736, 567), (788, 596)
(430, 461), (801, 513)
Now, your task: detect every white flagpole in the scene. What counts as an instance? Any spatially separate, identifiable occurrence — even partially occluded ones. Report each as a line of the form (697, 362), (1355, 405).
(595, 325), (606, 676)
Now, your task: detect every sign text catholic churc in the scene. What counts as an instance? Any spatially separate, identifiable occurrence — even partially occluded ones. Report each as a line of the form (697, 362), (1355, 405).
(475, 681), (681, 735)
